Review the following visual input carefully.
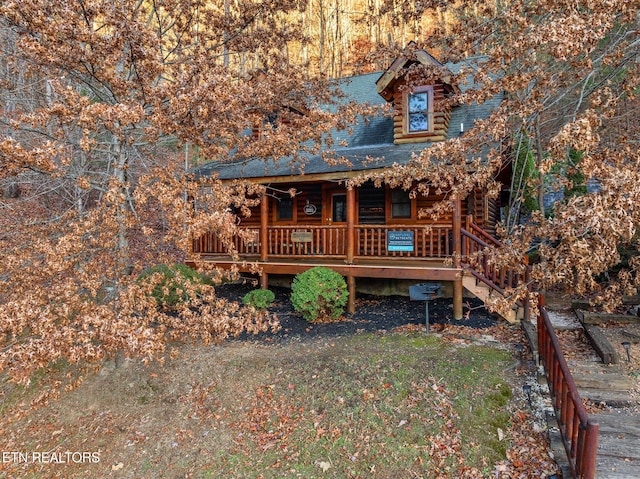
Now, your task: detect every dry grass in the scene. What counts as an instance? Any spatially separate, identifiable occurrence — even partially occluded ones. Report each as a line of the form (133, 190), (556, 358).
(0, 329), (557, 478)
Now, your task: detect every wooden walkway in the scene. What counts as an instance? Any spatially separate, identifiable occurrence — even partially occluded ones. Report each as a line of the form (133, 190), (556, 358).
(592, 412), (640, 478)
(570, 359), (639, 478)
(540, 307), (640, 478)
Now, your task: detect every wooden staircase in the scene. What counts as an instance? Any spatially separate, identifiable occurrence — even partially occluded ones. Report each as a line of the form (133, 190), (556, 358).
(461, 273), (523, 323)
(460, 217), (530, 323)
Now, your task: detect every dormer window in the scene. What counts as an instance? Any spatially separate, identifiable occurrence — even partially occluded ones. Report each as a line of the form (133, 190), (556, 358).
(405, 86), (433, 134)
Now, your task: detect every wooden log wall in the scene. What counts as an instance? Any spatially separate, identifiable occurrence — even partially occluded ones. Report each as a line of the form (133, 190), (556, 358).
(295, 183), (323, 224)
(232, 183), (472, 230)
(415, 193), (463, 225)
(236, 184), (324, 227)
(484, 197), (499, 235)
(236, 200), (261, 227)
(467, 187), (500, 235)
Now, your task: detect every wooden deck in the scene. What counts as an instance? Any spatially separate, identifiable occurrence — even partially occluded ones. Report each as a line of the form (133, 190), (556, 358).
(190, 214), (529, 321)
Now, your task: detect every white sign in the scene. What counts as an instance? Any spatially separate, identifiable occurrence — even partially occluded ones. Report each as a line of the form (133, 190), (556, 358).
(303, 203), (317, 215)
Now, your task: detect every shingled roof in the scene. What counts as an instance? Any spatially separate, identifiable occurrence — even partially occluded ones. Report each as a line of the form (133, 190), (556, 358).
(193, 56), (502, 183)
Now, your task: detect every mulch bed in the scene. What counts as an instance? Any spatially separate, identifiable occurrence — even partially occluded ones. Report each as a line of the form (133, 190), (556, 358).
(216, 281), (501, 343)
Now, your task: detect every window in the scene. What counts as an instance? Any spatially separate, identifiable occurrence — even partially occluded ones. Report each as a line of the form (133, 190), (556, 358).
(358, 182), (386, 224)
(405, 86), (433, 133)
(332, 194), (347, 223)
(277, 197), (294, 221)
(391, 190), (412, 218)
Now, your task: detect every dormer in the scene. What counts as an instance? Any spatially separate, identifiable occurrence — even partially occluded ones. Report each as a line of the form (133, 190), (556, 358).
(376, 43), (458, 145)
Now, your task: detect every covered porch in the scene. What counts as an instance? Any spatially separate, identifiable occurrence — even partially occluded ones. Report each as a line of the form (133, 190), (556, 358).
(191, 189), (468, 318)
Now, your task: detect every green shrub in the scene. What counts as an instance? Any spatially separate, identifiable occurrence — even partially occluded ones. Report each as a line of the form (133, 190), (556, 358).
(291, 267), (348, 322)
(138, 263), (212, 308)
(242, 289), (275, 310)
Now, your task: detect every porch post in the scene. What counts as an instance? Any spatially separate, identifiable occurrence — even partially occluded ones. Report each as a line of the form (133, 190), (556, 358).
(453, 197), (463, 320)
(260, 192), (269, 289)
(346, 187), (356, 312)
(346, 187), (356, 264)
(463, 214), (473, 258)
(347, 275), (356, 314)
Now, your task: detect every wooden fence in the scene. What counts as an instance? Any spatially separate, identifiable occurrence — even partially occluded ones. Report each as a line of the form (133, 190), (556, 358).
(538, 302), (599, 478)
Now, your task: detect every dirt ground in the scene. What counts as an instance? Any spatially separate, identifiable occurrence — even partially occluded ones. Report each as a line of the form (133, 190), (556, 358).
(2, 283), (637, 478)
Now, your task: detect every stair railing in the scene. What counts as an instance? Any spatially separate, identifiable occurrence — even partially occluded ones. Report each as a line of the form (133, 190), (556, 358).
(538, 298), (599, 478)
(460, 228), (523, 291)
(460, 216), (531, 321)
(460, 222), (599, 476)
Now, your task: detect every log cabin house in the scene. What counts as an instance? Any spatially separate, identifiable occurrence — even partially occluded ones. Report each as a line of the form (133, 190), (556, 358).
(190, 46), (526, 322)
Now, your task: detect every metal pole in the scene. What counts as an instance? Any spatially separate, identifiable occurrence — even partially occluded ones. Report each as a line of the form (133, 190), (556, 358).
(425, 300), (429, 334)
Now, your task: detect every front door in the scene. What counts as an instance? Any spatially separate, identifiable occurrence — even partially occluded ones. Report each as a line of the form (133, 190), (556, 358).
(330, 192), (347, 223)
(322, 186), (352, 256)
(323, 185), (348, 225)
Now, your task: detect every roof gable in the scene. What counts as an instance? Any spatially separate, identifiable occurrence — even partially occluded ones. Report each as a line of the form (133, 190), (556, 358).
(376, 42), (455, 102)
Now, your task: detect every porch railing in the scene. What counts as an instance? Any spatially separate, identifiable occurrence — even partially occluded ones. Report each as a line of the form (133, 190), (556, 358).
(193, 224), (454, 260)
(193, 228), (262, 256)
(356, 224), (452, 258)
(266, 225), (347, 257)
(538, 302), (599, 479)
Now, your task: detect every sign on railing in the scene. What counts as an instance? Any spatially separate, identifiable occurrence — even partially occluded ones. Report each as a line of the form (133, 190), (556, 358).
(387, 230), (414, 252)
(291, 231), (313, 242)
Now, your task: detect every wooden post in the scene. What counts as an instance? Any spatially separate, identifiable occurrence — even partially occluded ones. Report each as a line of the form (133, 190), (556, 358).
(260, 192), (269, 262)
(347, 275), (356, 314)
(581, 421), (600, 479)
(260, 192), (269, 289)
(186, 194), (195, 257)
(346, 187), (356, 264)
(452, 197), (463, 320)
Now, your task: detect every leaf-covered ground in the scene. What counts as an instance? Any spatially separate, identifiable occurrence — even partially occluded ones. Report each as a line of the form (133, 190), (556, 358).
(0, 287), (559, 478)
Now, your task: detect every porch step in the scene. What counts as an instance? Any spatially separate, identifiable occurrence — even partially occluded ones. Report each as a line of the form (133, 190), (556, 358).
(462, 273), (520, 323)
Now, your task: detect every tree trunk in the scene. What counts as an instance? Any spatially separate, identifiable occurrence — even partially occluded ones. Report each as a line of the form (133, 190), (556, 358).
(111, 132), (131, 277)
(535, 120), (545, 217)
